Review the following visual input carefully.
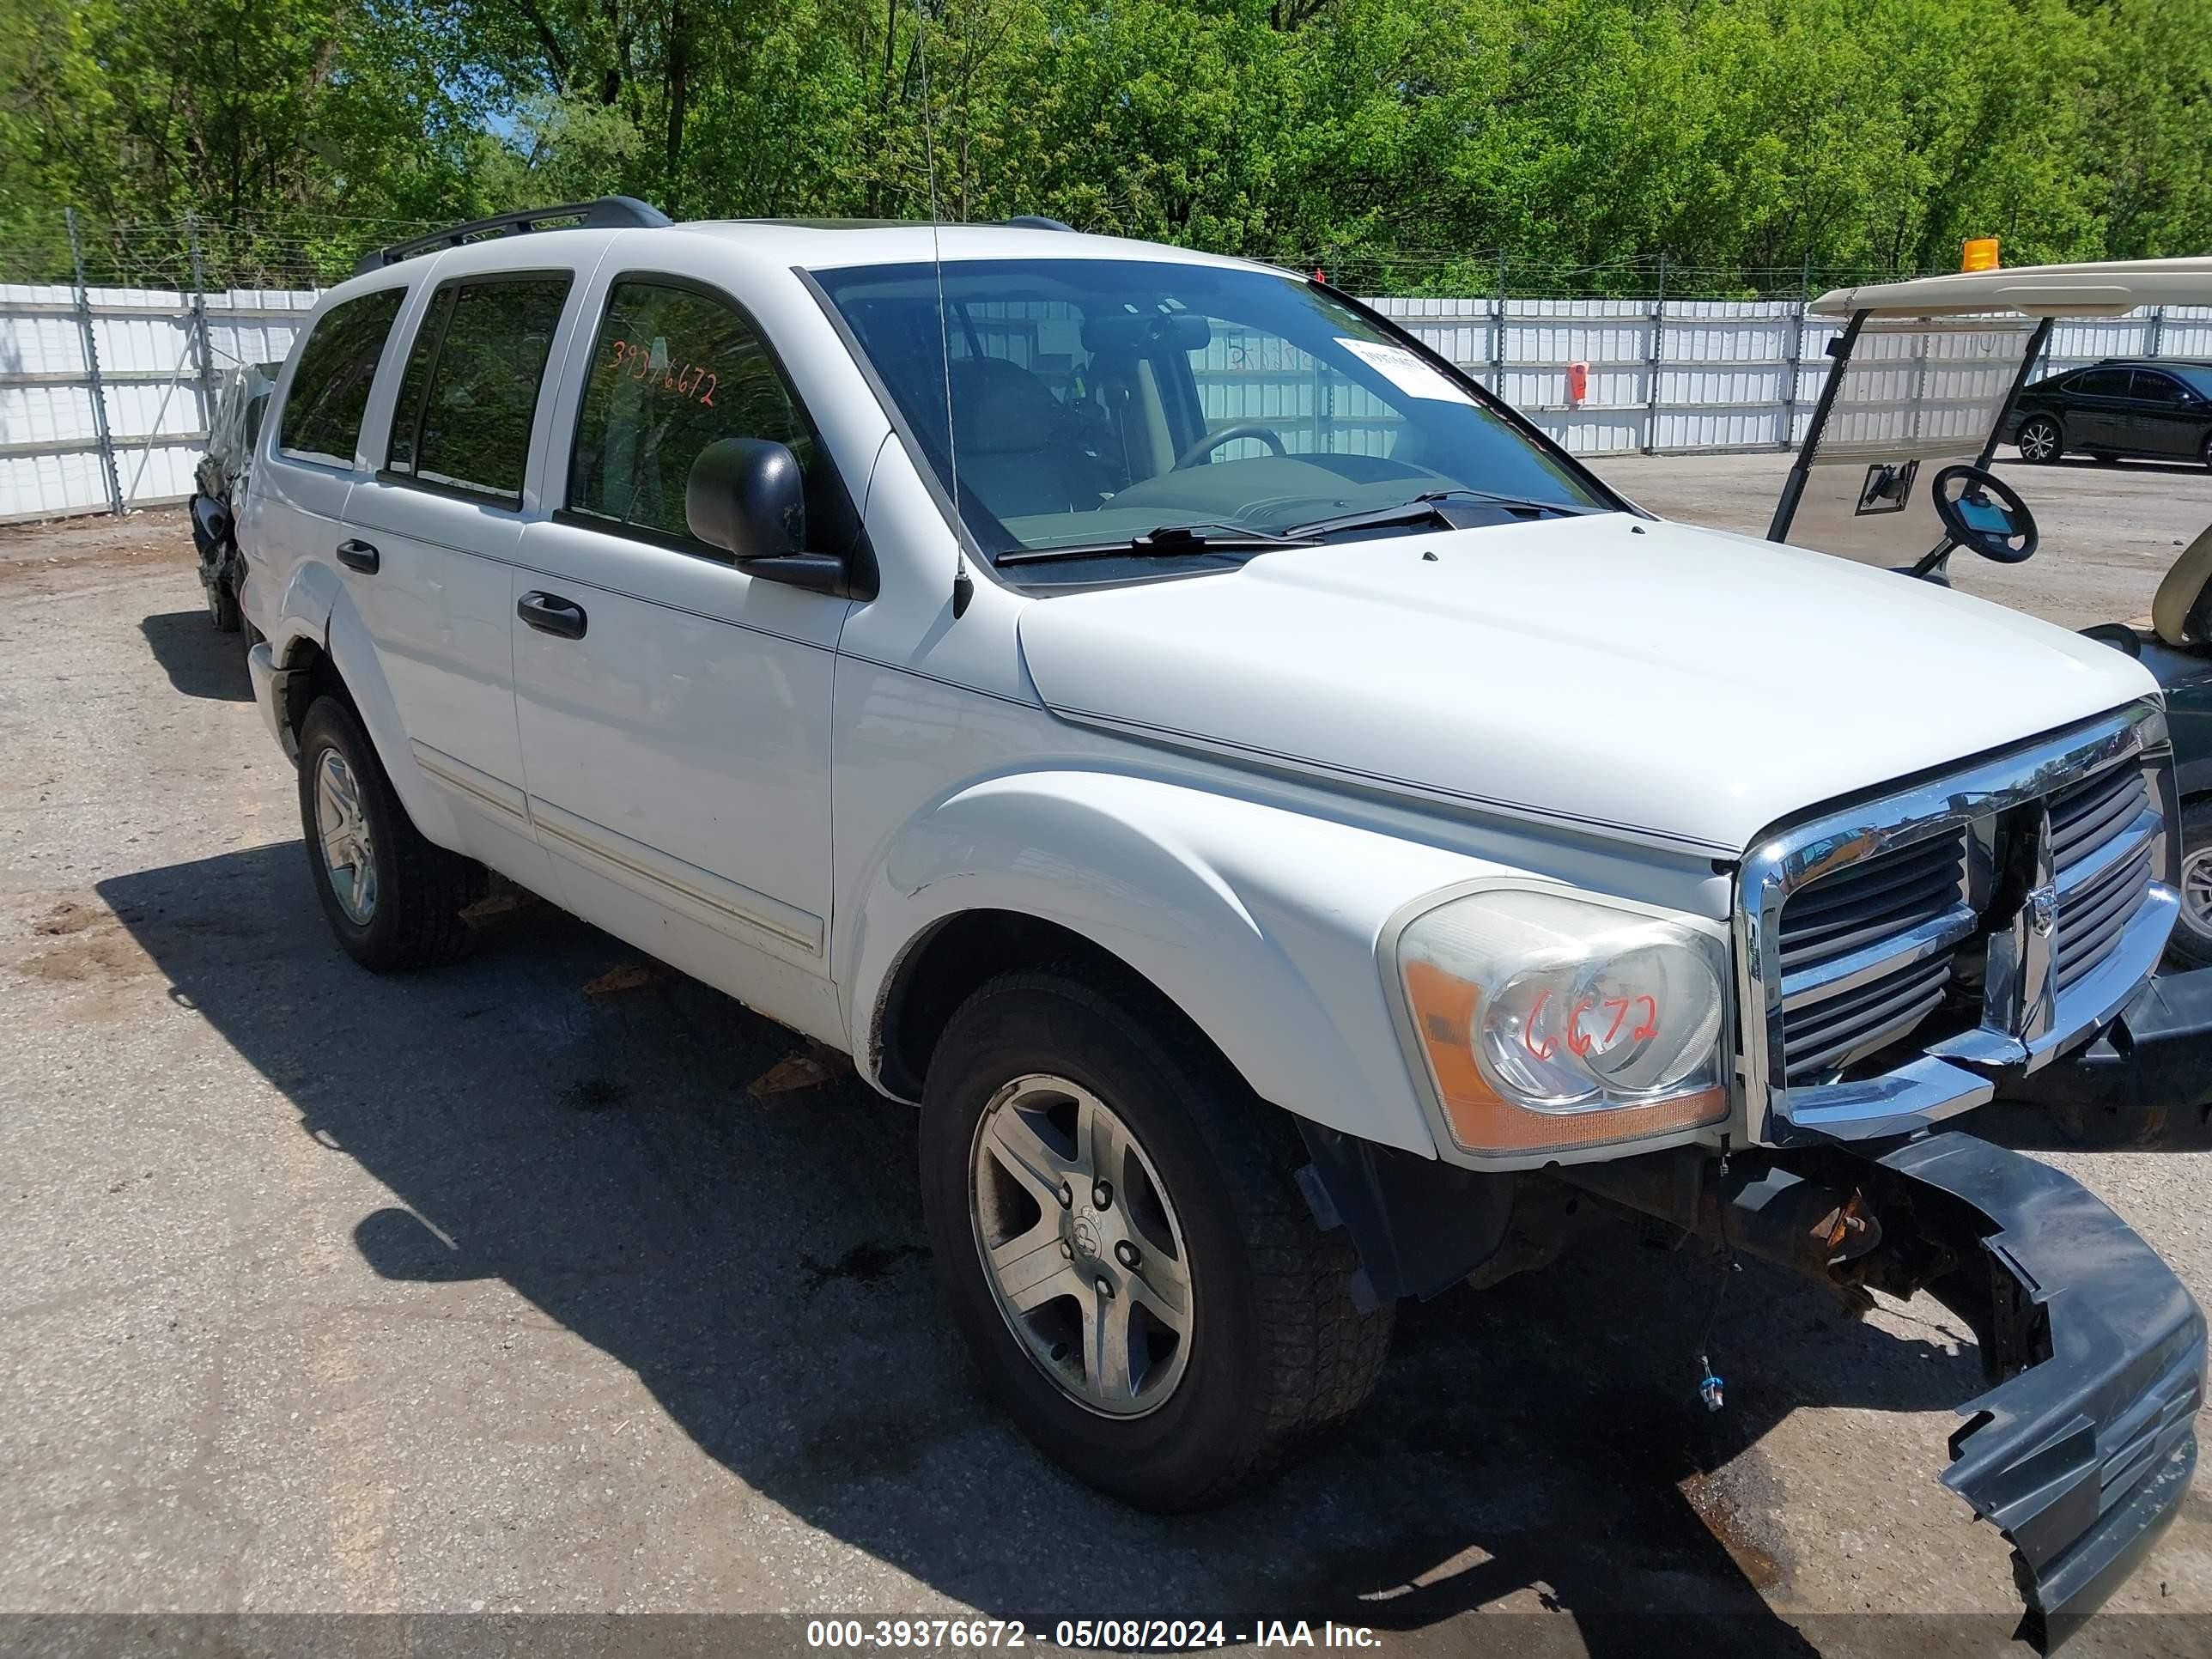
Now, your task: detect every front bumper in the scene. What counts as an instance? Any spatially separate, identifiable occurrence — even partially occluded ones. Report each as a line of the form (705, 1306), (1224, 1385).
(1877, 1134), (2204, 1647)
(1571, 1130), (2204, 1648)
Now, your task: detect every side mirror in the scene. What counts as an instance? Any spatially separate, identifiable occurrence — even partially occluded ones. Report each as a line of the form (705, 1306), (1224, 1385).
(685, 437), (846, 592)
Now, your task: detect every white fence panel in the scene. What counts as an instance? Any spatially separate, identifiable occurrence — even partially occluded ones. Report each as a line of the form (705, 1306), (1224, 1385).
(1, 281), (2202, 523)
(0, 280), (315, 520)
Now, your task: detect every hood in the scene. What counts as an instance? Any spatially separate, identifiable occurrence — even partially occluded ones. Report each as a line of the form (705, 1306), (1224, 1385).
(1014, 514), (2160, 854)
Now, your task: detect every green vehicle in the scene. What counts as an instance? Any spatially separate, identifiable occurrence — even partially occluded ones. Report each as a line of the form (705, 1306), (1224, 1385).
(1761, 258), (2212, 966)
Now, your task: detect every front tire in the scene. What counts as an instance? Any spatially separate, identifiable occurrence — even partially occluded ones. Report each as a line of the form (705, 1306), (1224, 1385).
(2167, 799), (2212, 970)
(2016, 415), (2063, 464)
(920, 968), (1393, 1511)
(296, 696), (481, 972)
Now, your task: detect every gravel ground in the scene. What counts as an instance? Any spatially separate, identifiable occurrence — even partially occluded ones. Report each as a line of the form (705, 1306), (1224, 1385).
(3, 458), (2211, 1657)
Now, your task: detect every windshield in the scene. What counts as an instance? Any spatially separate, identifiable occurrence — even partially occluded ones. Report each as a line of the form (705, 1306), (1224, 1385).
(813, 258), (1611, 568)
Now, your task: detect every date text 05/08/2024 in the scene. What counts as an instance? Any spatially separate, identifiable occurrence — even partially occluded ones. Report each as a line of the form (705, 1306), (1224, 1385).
(805, 1620), (1382, 1650)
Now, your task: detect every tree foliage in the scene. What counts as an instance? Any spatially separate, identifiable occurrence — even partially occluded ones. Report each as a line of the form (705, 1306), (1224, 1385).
(1, 0), (2205, 289)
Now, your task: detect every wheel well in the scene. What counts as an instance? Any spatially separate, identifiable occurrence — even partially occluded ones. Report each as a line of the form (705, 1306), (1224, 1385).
(877, 910), (1176, 1099)
(275, 638), (352, 751)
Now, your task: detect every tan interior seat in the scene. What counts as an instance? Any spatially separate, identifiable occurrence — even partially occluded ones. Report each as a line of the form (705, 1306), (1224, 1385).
(2152, 521), (2212, 647)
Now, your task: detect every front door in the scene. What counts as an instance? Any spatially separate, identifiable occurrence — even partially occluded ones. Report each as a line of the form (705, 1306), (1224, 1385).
(512, 274), (850, 1039)
(2067, 365), (2134, 452)
(2128, 369), (2204, 460)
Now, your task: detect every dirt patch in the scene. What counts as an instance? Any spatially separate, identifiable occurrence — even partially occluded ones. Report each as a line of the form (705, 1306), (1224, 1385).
(17, 929), (160, 985)
(32, 900), (100, 937)
(10, 896), (159, 988)
(0, 507), (195, 596)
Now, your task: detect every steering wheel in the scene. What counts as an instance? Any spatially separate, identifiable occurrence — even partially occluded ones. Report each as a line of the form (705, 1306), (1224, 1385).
(1930, 464), (2038, 564)
(1172, 422), (1287, 471)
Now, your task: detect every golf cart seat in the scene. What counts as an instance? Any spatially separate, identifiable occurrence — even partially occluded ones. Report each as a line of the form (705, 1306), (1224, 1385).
(2153, 522), (2212, 650)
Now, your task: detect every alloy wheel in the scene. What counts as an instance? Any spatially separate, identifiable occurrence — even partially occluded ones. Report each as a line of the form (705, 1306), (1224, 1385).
(2184, 847), (2212, 941)
(2018, 419), (2059, 463)
(968, 1073), (1194, 1418)
(313, 747), (378, 924)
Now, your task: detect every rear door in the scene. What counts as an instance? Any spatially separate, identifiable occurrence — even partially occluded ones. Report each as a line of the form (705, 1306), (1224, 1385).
(510, 270), (853, 1038)
(243, 286), (407, 635)
(2067, 366), (2134, 451)
(340, 270), (580, 878)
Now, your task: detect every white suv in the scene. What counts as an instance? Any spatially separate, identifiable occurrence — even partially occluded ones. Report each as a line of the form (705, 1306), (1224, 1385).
(239, 198), (2205, 1624)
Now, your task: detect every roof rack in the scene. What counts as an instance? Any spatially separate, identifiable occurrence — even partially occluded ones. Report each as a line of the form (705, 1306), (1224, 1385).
(354, 196), (672, 276)
(1004, 215), (1076, 232)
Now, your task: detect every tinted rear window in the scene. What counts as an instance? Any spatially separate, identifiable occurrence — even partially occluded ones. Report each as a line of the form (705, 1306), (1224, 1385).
(278, 289), (405, 467)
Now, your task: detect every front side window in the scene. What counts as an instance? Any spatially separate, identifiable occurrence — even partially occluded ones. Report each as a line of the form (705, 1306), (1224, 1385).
(2130, 370), (2189, 406)
(385, 274), (572, 505)
(813, 258), (1610, 577)
(568, 279), (817, 551)
(278, 288), (405, 467)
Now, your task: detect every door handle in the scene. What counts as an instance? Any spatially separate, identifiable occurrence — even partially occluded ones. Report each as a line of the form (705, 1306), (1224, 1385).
(335, 538), (379, 574)
(518, 590), (587, 640)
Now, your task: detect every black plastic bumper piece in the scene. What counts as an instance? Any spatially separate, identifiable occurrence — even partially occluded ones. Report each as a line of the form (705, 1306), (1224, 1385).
(1973, 963), (2212, 1151)
(1880, 1133), (2205, 1649)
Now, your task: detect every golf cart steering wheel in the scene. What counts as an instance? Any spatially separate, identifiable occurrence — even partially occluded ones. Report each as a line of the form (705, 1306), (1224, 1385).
(1173, 423), (1288, 471)
(1931, 464), (2038, 564)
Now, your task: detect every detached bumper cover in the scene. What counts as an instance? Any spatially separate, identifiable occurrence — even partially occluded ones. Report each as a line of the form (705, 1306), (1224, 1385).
(1881, 1134), (2205, 1647)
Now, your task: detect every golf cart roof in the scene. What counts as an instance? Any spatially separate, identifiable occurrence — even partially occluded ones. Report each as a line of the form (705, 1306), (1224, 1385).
(1811, 257), (2212, 319)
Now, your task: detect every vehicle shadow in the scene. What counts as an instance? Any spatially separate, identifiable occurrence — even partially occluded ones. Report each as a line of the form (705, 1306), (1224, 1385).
(1996, 455), (2212, 479)
(139, 607), (252, 702)
(99, 842), (1997, 1656)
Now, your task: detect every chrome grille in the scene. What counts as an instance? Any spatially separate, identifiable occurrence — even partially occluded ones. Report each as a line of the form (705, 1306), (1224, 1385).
(1777, 830), (1971, 1081)
(2051, 764), (2158, 992)
(1739, 702), (2178, 1146)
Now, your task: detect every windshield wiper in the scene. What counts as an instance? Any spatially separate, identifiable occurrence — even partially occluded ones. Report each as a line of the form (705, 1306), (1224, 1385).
(1284, 488), (1595, 540)
(997, 522), (1322, 566)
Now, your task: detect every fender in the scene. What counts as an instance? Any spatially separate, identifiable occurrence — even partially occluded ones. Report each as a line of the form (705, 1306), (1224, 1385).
(849, 770), (1541, 1157)
(322, 584), (467, 850)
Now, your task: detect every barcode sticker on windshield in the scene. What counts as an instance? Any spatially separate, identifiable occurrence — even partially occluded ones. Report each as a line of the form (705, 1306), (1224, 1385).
(1335, 337), (1478, 405)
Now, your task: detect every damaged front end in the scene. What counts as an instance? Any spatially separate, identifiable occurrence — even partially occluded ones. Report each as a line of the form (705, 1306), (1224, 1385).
(1569, 1132), (2205, 1649)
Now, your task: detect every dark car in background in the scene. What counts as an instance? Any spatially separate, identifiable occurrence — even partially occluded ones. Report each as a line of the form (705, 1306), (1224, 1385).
(2004, 358), (2212, 467)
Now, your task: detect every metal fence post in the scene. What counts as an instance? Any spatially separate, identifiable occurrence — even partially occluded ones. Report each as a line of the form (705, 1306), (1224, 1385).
(185, 212), (220, 428)
(1489, 251), (1507, 394)
(65, 207), (126, 517)
(1643, 252), (1668, 454)
(2148, 305), (2166, 359)
(1779, 253), (1809, 449)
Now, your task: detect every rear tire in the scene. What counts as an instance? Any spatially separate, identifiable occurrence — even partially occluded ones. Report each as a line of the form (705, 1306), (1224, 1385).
(2016, 416), (2063, 464)
(2167, 799), (2212, 970)
(296, 696), (481, 972)
(919, 967), (1393, 1511)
